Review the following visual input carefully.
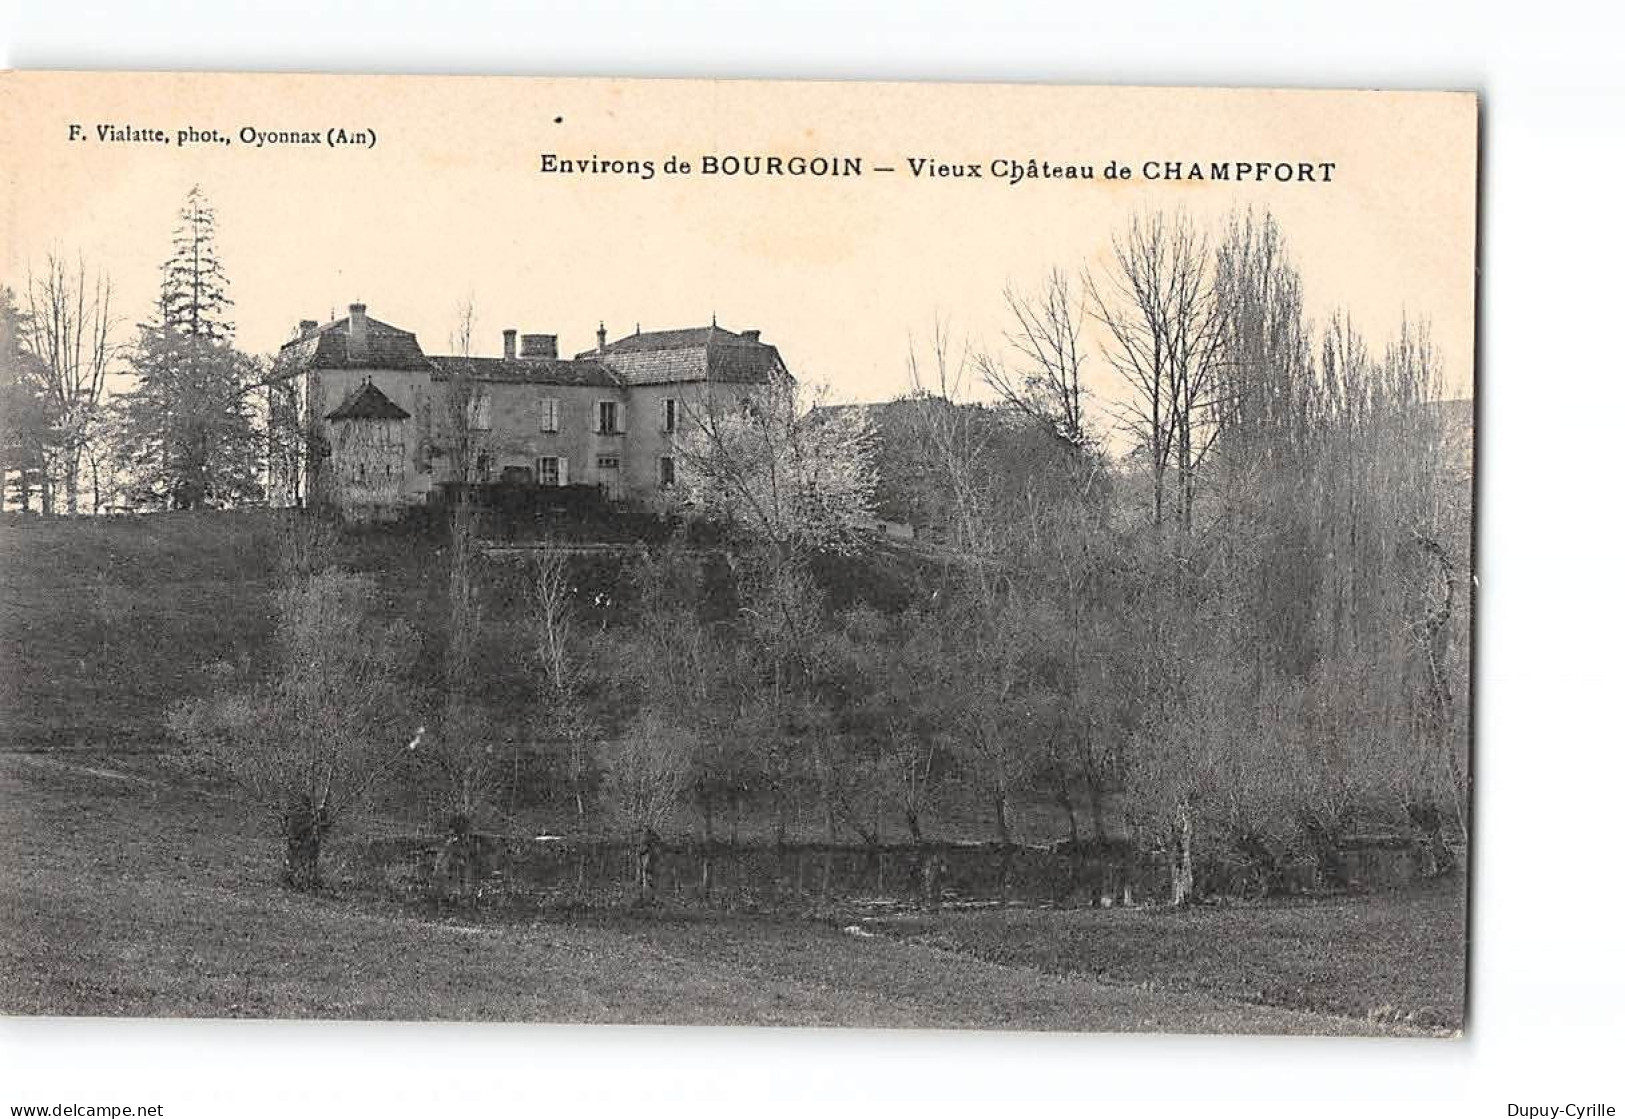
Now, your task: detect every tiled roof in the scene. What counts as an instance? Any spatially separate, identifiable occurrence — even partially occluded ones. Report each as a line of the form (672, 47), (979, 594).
(277, 314), (787, 388)
(576, 324), (784, 387)
(594, 347), (707, 386)
(597, 325), (741, 354)
(429, 355), (621, 388)
(706, 340), (784, 385)
(326, 380), (411, 421)
(276, 314), (434, 373)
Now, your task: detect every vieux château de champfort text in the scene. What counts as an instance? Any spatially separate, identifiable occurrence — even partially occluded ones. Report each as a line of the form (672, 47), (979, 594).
(538, 152), (1339, 185)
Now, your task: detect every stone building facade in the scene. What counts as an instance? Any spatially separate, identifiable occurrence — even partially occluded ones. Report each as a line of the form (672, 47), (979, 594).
(270, 303), (786, 517)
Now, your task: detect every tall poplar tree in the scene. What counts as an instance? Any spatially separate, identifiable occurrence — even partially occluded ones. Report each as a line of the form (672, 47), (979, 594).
(120, 185), (264, 510)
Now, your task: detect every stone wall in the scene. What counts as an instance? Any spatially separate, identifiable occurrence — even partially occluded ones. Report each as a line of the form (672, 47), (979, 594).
(469, 381), (607, 491)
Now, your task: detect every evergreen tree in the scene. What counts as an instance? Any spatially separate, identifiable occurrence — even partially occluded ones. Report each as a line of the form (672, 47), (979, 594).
(0, 286), (51, 511)
(158, 186), (234, 340)
(119, 186), (263, 509)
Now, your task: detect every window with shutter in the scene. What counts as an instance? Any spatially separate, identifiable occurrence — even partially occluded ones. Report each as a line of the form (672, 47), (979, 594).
(540, 398), (559, 433)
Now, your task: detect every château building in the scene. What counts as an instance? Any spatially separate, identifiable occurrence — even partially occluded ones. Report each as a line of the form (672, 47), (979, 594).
(270, 303), (787, 520)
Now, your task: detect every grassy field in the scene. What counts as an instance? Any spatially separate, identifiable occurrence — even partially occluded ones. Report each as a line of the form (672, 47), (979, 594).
(865, 887), (1465, 1031)
(0, 750), (1455, 1034)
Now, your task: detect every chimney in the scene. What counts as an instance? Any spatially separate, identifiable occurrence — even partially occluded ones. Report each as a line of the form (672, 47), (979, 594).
(520, 333), (558, 360)
(298, 319), (318, 338)
(596, 321), (607, 353)
(502, 329), (518, 361)
(346, 302), (368, 360)
(740, 329), (761, 343)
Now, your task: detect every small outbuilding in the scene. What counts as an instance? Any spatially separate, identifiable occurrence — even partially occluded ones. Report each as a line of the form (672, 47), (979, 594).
(324, 378), (411, 522)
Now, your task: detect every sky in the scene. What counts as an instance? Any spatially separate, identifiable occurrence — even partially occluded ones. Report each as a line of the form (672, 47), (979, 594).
(4, 73), (1478, 412)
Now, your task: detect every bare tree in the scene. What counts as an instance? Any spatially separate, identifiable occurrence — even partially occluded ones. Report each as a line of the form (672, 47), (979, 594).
(20, 252), (116, 513)
(833, 605), (942, 846)
(673, 373), (877, 860)
(1211, 208), (1316, 477)
(733, 550), (827, 845)
(1359, 320), (1465, 871)
(263, 367), (310, 508)
(1085, 212), (1230, 532)
(903, 318), (1082, 859)
(167, 571), (419, 890)
(673, 372), (878, 561)
(436, 295), (489, 491)
(902, 319), (996, 558)
(933, 587), (1059, 852)
(421, 509), (501, 833)
(603, 710), (695, 899)
(528, 548), (598, 822)
(1011, 483), (1139, 903)
(978, 268), (1093, 449)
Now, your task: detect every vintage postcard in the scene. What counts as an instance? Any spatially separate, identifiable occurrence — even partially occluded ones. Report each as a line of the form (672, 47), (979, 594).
(0, 72), (1475, 1035)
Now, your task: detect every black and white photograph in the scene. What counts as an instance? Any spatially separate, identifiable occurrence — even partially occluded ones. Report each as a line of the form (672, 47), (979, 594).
(0, 73), (1478, 1042)
(4, 26), (1618, 1111)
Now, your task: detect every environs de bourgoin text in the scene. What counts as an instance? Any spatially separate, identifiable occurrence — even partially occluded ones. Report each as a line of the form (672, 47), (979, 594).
(540, 152), (1339, 185)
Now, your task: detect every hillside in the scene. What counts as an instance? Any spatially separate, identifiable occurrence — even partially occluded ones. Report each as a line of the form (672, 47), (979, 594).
(0, 512), (291, 751)
(0, 510), (1065, 845)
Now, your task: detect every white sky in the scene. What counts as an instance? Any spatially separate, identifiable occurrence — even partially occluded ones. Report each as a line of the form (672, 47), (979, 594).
(6, 75), (1477, 416)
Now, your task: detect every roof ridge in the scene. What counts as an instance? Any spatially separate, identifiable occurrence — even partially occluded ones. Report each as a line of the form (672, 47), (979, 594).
(426, 352), (608, 364)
